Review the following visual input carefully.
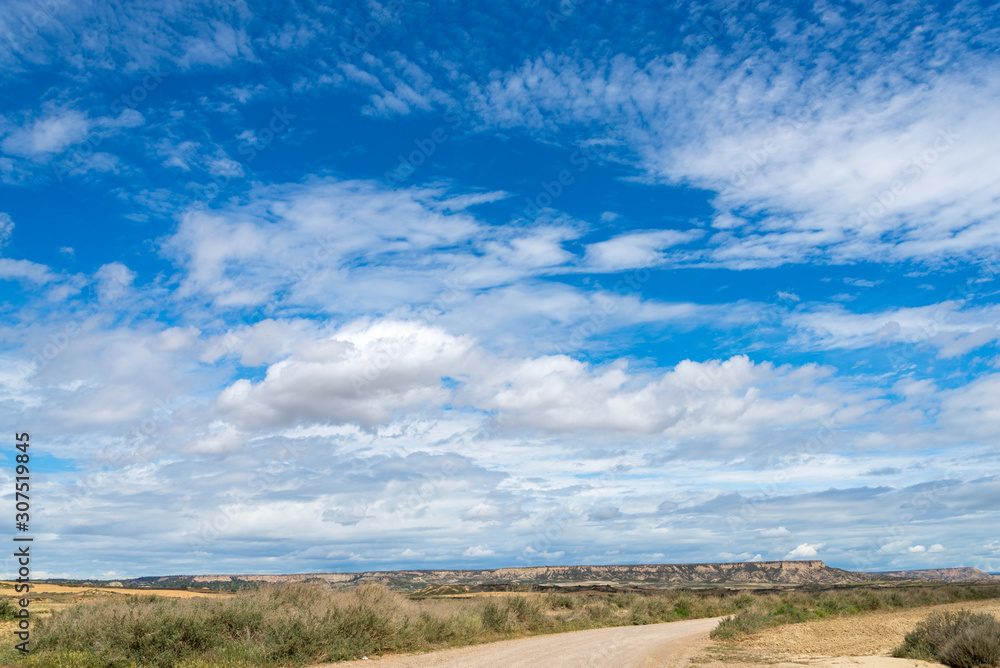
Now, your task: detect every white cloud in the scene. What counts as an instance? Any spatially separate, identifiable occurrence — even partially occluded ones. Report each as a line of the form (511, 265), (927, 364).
(463, 545), (495, 558)
(583, 229), (702, 271)
(464, 353), (842, 438)
(877, 541), (914, 556)
(2, 109), (91, 157)
(760, 526), (791, 537)
(461, 503), (523, 523)
(94, 262), (136, 303)
(785, 543), (824, 559)
(0, 212), (12, 248)
(908, 545), (926, 553)
(217, 320), (476, 429)
(719, 552), (763, 562)
(467, 43), (1000, 266)
(164, 179), (483, 308)
(777, 291), (800, 303)
(787, 302), (1000, 358)
(207, 154), (244, 178)
(0, 257), (56, 283)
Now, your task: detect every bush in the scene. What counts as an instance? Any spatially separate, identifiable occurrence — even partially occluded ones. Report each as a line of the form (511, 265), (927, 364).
(672, 598), (693, 619)
(710, 606), (771, 639)
(893, 610), (1000, 667)
(0, 599), (17, 620)
(479, 600), (509, 633)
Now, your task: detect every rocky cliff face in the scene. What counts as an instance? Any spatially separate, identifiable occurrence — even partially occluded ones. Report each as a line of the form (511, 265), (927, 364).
(169, 560), (888, 591)
(877, 567), (999, 582)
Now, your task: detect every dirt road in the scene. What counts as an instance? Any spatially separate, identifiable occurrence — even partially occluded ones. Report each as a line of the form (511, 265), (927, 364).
(321, 616), (725, 667)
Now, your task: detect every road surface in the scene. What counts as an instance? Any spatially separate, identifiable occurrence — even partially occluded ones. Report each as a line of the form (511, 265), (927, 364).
(318, 616), (725, 667)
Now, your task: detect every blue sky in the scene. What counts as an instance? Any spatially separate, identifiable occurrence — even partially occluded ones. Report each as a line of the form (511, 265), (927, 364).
(2, 0), (1000, 579)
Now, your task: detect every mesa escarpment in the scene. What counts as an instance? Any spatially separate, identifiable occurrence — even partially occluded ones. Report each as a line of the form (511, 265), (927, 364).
(109, 560), (892, 592)
(55, 560), (995, 592)
(876, 567), (1000, 582)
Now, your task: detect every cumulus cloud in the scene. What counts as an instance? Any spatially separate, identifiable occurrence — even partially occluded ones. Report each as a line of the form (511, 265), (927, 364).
(464, 353), (842, 439)
(217, 320), (476, 429)
(94, 262), (137, 303)
(785, 543), (824, 559)
(463, 545), (495, 558)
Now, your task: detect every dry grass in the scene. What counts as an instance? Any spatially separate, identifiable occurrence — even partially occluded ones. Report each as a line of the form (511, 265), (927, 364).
(4, 581), (1000, 667)
(893, 609), (1000, 667)
(711, 584), (1000, 640)
(0, 583), (741, 667)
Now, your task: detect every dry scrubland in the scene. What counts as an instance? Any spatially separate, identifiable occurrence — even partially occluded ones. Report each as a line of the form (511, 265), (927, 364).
(0, 581), (998, 667)
(697, 598), (1000, 668)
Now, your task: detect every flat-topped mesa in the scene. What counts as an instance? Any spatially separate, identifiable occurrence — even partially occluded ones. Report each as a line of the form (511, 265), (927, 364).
(113, 560), (901, 591)
(876, 567), (1000, 582)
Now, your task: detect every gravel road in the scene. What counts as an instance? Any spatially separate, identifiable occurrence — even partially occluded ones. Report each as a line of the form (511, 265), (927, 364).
(316, 616), (725, 667)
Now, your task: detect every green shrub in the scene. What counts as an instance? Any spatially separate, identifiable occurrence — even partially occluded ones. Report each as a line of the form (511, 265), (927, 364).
(505, 596), (546, 631)
(480, 600), (509, 633)
(0, 599), (18, 620)
(893, 610), (1000, 667)
(710, 605), (771, 639)
(549, 594), (575, 610)
(672, 598), (693, 619)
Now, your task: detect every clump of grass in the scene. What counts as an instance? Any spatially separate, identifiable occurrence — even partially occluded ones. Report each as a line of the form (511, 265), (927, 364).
(0, 599), (18, 620)
(893, 610), (1000, 667)
(710, 605), (772, 639)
